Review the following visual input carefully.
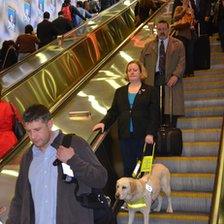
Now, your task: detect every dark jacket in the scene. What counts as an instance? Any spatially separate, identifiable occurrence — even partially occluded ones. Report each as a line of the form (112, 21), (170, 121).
(52, 16), (73, 35)
(101, 83), (159, 139)
(7, 131), (108, 224)
(37, 19), (58, 48)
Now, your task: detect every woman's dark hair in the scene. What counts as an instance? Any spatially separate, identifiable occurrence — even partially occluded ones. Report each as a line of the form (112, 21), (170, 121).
(77, 1), (83, 7)
(25, 24), (33, 34)
(23, 104), (51, 123)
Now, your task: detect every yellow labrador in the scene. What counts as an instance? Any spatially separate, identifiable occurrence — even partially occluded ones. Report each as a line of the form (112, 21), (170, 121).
(115, 163), (173, 224)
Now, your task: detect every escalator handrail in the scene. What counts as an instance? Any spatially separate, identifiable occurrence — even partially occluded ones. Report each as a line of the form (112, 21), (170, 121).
(209, 115), (224, 223)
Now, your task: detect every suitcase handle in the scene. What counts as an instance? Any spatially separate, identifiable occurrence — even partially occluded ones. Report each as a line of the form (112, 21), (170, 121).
(160, 86), (173, 125)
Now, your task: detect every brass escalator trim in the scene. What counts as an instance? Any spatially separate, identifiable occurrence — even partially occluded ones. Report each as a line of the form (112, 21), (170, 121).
(209, 115), (224, 224)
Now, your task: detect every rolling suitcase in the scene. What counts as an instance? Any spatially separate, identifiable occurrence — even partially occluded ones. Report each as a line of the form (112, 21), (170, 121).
(156, 87), (183, 156)
(194, 23), (210, 70)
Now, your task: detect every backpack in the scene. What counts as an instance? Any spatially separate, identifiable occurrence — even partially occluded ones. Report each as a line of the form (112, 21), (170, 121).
(60, 134), (115, 224)
(61, 5), (72, 22)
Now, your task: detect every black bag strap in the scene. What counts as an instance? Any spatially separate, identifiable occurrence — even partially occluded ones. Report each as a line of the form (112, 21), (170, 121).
(60, 134), (83, 202)
(61, 134), (74, 148)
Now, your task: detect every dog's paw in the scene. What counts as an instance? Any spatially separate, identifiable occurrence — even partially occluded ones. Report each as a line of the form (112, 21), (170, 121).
(166, 207), (173, 213)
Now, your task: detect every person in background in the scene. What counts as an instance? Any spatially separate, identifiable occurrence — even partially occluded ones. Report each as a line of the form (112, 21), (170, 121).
(0, 83), (22, 158)
(213, 0), (224, 52)
(76, 1), (93, 27)
(0, 40), (18, 71)
(88, 0), (100, 13)
(16, 24), (39, 61)
(62, 0), (86, 27)
(93, 60), (159, 177)
(52, 11), (73, 35)
(172, 0), (195, 77)
(134, 0), (156, 26)
(37, 11), (58, 49)
(7, 104), (107, 224)
(140, 20), (185, 127)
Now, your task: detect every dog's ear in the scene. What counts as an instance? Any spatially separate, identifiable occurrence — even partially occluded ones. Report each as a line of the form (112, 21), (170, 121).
(130, 180), (137, 194)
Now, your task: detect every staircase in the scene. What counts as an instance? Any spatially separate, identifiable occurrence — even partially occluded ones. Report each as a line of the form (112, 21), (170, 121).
(117, 36), (224, 223)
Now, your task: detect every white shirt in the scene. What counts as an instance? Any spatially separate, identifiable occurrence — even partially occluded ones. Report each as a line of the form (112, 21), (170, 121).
(156, 37), (169, 72)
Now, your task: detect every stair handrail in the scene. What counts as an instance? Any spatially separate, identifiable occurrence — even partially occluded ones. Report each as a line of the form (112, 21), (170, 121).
(209, 114), (224, 223)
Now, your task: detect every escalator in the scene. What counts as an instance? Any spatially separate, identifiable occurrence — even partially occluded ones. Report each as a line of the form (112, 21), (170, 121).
(1, 0), (223, 223)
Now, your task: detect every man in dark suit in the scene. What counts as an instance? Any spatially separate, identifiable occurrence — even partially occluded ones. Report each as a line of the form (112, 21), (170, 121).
(37, 11), (58, 49)
(194, 0), (211, 34)
(52, 11), (73, 35)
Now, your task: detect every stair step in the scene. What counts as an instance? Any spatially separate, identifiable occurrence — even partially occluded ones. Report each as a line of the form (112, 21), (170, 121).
(182, 142), (219, 156)
(211, 64), (224, 69)
(177, 117), (222, 129)
(184, 74), (224, 83)
(182, 128), (221, 142)
(185, 97), (224, 108)
(117, 212), (209, 224)
(162, 191), (211, 213)
(185, 106), (224, 117)
(171, 173), (215, 192)
(184, 88), (224, 100)
(154, 157), (217, 173)
(184, 81), (224, 90)
(194, 68), (224, 76)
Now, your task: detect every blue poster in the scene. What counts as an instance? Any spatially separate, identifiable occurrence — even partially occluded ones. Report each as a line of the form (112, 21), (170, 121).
(24, 2), (31, 23)
(7, 6), (16, 32)
(38, 0), (44, 12)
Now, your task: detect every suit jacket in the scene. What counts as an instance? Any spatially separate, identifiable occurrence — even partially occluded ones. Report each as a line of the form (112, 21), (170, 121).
(140, 36), (185, 115)
(198, 0), (211, 19)
(37, 19), (58, 48)
(52, 16), (73, 35)
(101, 83), (159, 139)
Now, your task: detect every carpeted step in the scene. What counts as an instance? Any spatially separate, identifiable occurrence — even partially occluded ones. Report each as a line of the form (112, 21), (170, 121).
(185, 97), (224, 108)
(211, 64), (224, 69)
(211, 54), (224, 65)
(117, 212), (209, 224)
(194, 68), (224, 77)
(182, 128), (221, 142)
(177, 117), (222, 129)
(171, 173), (214, 192)
(184, 89), (224, 100)
(184, 74), (224, 83)
(182, 142), (219, 156)
(184, 81), (224, 90)
(161, 191), (212, 213)
(154, 157), (217, 173)
(185, 106), (224, 117)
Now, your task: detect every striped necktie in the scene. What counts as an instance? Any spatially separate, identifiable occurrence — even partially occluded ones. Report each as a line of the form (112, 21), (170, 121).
(159, 40), (166, 76)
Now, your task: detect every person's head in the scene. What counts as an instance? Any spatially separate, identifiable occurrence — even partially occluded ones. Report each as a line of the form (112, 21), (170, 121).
(43, 11), (50, 20)
(25, 24), (33, 34)
(64, 0), (71, 5)
(77, 1), (83, 8)
(125, 60), (147, 82)
(182, 0), (189, 8)
(58, 11), (63, 16)
(83, 1), (90, 11)
(23, 104), (53, 150)
(156, 20), (170, 40)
